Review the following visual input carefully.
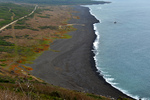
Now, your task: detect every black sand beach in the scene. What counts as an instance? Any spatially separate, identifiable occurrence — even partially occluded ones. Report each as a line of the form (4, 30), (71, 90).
(31, 6), (132, 99)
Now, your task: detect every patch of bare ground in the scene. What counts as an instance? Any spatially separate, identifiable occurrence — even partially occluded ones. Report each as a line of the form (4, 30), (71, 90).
(0, 19), (4, 21)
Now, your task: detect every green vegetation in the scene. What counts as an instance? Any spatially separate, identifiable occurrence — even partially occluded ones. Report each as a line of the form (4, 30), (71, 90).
(0, 39), (14, 46)
(0, 76), (111, 100)
(38, 15), (50, 18)
(0, 59), (6, 62)
(61, 34), (72, 39)
(14, 26), (28, 29)
(39, 25), (58, 30)
(0, 46), (14, 52)
(0, 3), (34, 28)
(87, 94), (103, 99)
(6, 24), (39, 31)
(0, 76), (15, 83)
(0, 36), (13, 39)
(34, 8), (44, 14)
(0, 76), (133, 100)
(0, 63), (7, 66)
(0, 36), (14, 47)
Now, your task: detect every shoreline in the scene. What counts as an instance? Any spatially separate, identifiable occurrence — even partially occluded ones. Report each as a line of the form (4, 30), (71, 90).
(88, 6), (134, 99)
(89, 14), (133, 99)
(87, 6), (137, 99)
(31, 5), (133, 99)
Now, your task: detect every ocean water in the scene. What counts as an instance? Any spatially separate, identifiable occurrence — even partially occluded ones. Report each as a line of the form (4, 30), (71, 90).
(85, 0), (150, 99)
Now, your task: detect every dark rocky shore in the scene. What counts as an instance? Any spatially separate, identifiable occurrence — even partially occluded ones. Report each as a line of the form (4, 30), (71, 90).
(31, 6), (133, 99)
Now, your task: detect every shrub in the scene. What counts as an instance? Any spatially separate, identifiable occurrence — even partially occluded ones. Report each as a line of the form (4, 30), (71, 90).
(0, 59), (6, 62)
(0, 63), (7, 66)
(50, 91), (61, 98)
(87, 93), (102, 99)
(14, 26), (27, 29)
(0, 40), (14, 46)
(39, 26), (58, 30)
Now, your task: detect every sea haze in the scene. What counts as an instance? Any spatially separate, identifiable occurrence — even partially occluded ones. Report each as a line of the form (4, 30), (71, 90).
(85, 0), (150, 99)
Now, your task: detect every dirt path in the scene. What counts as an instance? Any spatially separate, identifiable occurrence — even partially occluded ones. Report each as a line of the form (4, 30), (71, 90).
(0, 5), (38, 32)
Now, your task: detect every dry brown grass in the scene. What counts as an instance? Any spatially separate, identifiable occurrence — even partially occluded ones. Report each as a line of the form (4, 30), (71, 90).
(0, 89), (31, 100)
(0, 82), (111, 100)
(32, 83), (111, 100)
(0, 19), (4, 21)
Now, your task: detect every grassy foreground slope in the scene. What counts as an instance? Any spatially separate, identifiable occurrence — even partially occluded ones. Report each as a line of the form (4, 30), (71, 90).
(0, 0), (110, 5)
(0, 76), (112, 100)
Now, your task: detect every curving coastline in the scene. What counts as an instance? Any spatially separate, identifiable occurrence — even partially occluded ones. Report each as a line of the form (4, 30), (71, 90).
(87, 7), (135, 99)
(31, 5), (133, 99)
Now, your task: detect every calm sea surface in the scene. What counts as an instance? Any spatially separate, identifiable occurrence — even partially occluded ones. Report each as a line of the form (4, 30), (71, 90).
(85, 0), (150, 99)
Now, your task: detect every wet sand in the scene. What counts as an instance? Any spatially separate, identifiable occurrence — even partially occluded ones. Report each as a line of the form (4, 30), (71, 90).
(31, 6), (132, 99)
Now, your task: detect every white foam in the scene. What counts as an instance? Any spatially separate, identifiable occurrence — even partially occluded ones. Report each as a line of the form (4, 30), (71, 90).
(84, 5), (148, 100)
(82, 5), (102, 23)
(93, 24), (100, 51)
(141, 98), (150, 100)
(101, 70), (142, 99)
(105, 74), (111, 77)
(91, 16), (135, 98)
(106, 77), (115, 82)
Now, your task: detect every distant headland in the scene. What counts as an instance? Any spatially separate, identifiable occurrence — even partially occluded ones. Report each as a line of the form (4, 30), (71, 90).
(0, 0), (111, 5)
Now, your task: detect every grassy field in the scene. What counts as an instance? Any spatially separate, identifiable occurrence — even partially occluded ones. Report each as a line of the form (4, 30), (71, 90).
(0, 3), (34, 28)
(0, 4), (76, 79)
